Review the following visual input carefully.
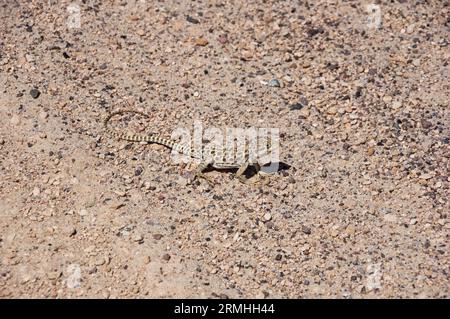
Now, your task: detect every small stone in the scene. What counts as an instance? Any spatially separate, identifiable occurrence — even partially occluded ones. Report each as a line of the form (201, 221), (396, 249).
(99, 63), (107, 70)
(95, 257), (105, 266)
(39, 111), (49, 120)
(392, 101), (402, 109)
(267, 79), (281, 87)
(217, 34), (228, 44)
(133, 234), (144, 243)
(301, 225), (311, 235)
(30, 88), (40, 99)
(32, 187), (40, 196)
(153, 234), (163, 240)
(136, 29), (145, 36)
(162, 253), (171, 261)
(419, 173), (432, 180)
(25, 54), (35, 62)
(275, 254), (283, 261)
(47, 270), (61, 280)
(110, 202), (125, 210)
(265, 221), (275, 229)
(134, 166), (143, 176)
(421, 119), (432, 129)
(186, 15), (200, 24)
(327, 107), (337, 115)
(410, 219), (418, 225)
(195, 38), (209, 46)
(289, 103), (303, 110)
(263, 213), (272, 221)
(383, 95), (392, 103)
(114, 190), (127, 197)
(67, 227), (77, 237)
(298, 108), (310, 118)
(367, 147), (375, 156)
(299, 96), (309, 107)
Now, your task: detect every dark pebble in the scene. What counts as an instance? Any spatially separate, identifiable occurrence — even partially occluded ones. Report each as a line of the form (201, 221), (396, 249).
(99, 63), (108, 70)
(268, 79), (280, 87)
(265, 221), (275, 229)
(289, 103), (303, 110)
(307, 27), (323, 37)
(135, 166), (143, 176)
(275, 254), (283, 261)
(421, 119), (432, 129)
(299, 96), (309, 106)
(30, 88), (40, 99)
(186, 15), (200, 24)
(302, 225), (312, 235)
(162, 254), (171, 261)
(153, 234), (163, 240)
(62, 52), (70, 59)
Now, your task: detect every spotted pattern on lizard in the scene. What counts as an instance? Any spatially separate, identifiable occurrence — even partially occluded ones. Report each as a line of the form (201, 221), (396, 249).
(104, 110), (277, 184)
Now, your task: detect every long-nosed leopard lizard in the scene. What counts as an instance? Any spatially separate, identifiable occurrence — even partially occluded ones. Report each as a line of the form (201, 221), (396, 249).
(104, 110), (278, 185)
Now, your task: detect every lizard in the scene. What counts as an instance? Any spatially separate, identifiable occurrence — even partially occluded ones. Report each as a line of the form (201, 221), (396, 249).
(103, 110), (278, 185)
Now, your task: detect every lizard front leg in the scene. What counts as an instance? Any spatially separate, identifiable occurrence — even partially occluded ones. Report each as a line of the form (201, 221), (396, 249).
(235, 162), (249, 182)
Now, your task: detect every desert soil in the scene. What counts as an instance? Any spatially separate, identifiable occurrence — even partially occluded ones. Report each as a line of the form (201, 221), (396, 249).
(0, 0), (448, 298)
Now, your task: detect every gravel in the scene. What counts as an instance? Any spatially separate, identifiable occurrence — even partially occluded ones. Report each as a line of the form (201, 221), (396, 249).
(0, 0), (448, 299)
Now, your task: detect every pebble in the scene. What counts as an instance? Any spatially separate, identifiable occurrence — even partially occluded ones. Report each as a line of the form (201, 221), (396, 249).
(289, 103), (303, 110)
(263, 213), (272, 221)
(301, 225), (312, 235)
(299, 96), (309, 107)
(421, 119), (432, 129)
(153, 234), (163, 240)
(39, 111), (49, 120)
(186, 15), (200, 24)
(32, 187), (40, 196)
(25, 54), (35, 62)
(133, 234), (144, 243)
(392, 101), (402, 109)
(134, 166), (143, 176)
(30, 88), (40, 99)
(383, 95), (392, 103)
(10, 115), (20, 125)
(217, 34), (228, 44)
(327, 107), (337, 115)
(162, 253), (171, 261)
(267, 79), (281, 87)
(195, 38), (209, 46)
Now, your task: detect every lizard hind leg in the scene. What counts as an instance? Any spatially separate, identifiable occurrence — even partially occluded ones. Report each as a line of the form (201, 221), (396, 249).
(192, 162), (216, 186)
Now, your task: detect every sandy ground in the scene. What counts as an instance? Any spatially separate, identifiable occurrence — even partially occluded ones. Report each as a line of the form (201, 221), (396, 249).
(0, 0), (448, 298)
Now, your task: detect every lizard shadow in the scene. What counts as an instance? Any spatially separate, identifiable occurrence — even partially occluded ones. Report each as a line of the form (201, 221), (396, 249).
(203, 161), (291, 179)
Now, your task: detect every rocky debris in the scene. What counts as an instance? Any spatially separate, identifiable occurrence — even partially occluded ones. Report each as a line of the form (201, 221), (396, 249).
(0, 0), (448, 299)
(30, 88), (40, 99)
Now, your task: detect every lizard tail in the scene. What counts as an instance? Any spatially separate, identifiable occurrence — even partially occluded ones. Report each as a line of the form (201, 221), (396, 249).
(103, 110), (152, 142)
